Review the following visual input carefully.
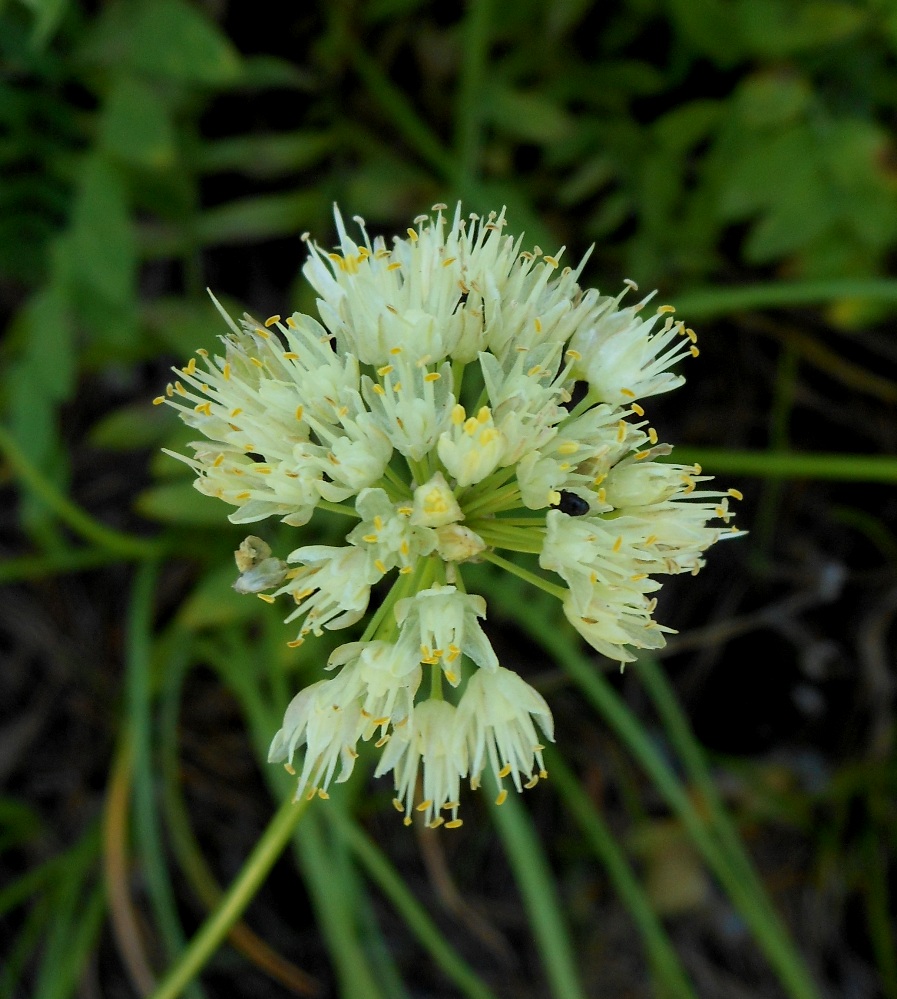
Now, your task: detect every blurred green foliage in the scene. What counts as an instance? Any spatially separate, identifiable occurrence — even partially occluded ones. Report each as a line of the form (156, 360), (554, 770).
(4, 0), (897, 524)
(2, 1), (897, 997)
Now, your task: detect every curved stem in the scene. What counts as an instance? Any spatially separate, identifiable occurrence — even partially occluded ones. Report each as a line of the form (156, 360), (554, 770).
(0, 424), (161, 559)
(148, 797), (310, 999)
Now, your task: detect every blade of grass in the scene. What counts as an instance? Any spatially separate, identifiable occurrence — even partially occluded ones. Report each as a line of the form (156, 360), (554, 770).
(203, 632), (387, 999)
(157, 642), (321, 996)
(533, 623), (821, 999)
(148, 795), (311, 999)
(128, 561), (203, 999)
(454, 0), (493, 188)
(671, 448), (897, 483)
(329, 809), (499, 999)
(0, 424), (161, 559)
(547, 749), (698, 999)
(486, 776), (586, 999)
(674, 277), (897, 318)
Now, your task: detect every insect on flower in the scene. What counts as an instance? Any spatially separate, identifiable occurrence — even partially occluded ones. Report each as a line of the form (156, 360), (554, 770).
(157, 204), (741, 827)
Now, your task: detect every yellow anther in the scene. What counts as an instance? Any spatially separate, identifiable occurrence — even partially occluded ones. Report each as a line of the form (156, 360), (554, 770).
(648, 427), (658, 444)
(284, 762), (296, 775)
(428, 817), (445, 829)
(445, 818), (463, 829)
(635, 450), (651, 460)
(399, 565), (413, 575)
(495, 789), (508, 806)
(689, 345), (700, 357)
(294, 405), (304, 421)
(451, 403), (466, 425)
(235, 491), (251, 500)
(644, 534), (657, 545)
(406, 228), (418, 241)
(283, 351), (298, 360)
(616, 420), (626, 442)
(620, 387), (635, 398)
(442, 256), (456, 267)
(416, 799), (433, 812)
(286, 638), (304, 648)
(558, 441), (579, 455)
(631, 402), (644, 416)
(728, 488), (744, 501)
(222, 363), (231, 380)
(534, 317), (543, 333)
(285, 317), (297, 329)
(657, 304), (676, 314)
(250, 357), (264, 368)
(498, 763), (512, 778)
(392, 798), (405, 813)
(477, 406), (491, 422)
(212, 454), (224, 467)
(174, 381), (186, 395)
(257, 593), (275, 604)
(197, 348), (208, 357)
(612, 536), (623, 552)
(374, 559), (387, 575)
(183, 357), (196, 375)
(152, 396), (165, 406)
(464, 417), (478, 435)
(194, 402), (212, 416)
(424, 371), (441, 382)
(377, 364), (394, 377)
(543, 255), (559, 267)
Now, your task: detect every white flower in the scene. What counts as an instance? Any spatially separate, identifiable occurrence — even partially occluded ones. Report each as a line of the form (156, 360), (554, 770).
(161, 204), (741, 826)
(457, 667), (554, 801)
(347, 487), (437, 576)
(281, 545), (380, 640)
(267, 670), (365, 801)
(394, 584), (499, 685)
(375, 699), (467, 828)
(437, 404), (506, 488)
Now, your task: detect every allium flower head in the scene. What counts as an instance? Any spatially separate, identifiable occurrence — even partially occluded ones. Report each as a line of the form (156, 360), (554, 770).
(157, 204), (741, 826)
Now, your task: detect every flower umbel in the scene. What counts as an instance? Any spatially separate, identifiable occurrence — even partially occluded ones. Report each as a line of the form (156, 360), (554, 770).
(158, 205), (741, 826)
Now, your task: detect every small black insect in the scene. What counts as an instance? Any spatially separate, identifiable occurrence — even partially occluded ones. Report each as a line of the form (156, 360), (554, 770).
(553, 490), (590, 517)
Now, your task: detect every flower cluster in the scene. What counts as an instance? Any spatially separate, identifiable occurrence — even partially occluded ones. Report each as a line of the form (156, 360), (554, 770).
(158, 205), (740, 827)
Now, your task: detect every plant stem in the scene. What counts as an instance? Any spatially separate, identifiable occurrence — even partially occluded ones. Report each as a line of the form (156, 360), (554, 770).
(148, 796), (310, 999)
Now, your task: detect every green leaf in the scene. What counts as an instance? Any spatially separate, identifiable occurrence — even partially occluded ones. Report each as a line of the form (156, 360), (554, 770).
(196, 131), (333, 178)
(733, 71), (811, 128)
(68, 154), (136, 307)
(488, 86), (576, 144)
(88, 400), (176, 451)
(99, 76), (176, 169)
(141, 295), (228, 356)
(81, 0), (241, 85)
(178, 564), (261, 629)
(737, 0), (867, 56)
(194, 190), (323, 245)
(22, 0), (70, 49)
(744, 170), (833, 261)
(135, 479), (224, 525)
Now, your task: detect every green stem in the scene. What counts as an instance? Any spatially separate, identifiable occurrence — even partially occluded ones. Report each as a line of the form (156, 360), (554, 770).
(535, 632), (820, 999)
(127, 562), (200, 995)
(148, 797), (309, 999)
(670, 447), (897, 484)
(481, 551), (566, 599)
(454, 0), (492, 187)
(331, 811), (497, 999)
(487, 777), (586, 999)
(673, 277), (897, 319)
(548, 750), (698, 999)
(0, 424), (160, 559)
